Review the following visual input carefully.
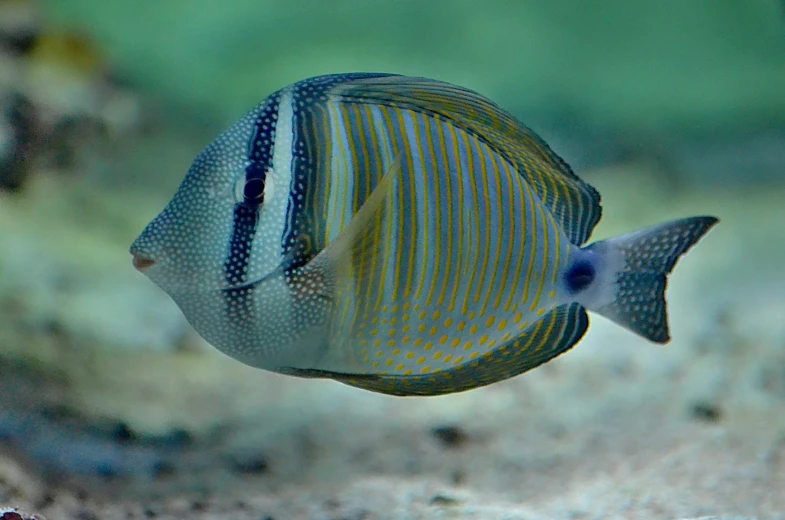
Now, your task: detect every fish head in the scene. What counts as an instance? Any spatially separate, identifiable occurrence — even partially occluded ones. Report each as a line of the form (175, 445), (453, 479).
(130, 116), (269, 295)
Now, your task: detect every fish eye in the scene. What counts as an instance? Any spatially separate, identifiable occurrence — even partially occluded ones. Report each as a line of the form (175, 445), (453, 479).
(243, 178), (265, 203)
(234, 175), (266, 205)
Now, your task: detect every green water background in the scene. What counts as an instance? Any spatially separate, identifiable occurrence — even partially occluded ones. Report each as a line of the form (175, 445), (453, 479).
(41, 0), (785, 191)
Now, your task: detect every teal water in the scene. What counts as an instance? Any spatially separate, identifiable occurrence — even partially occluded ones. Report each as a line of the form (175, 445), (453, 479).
(0, 1), (783, 518)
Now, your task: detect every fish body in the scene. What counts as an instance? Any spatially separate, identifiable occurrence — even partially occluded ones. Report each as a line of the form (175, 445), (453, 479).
(130, 73), (717, 396)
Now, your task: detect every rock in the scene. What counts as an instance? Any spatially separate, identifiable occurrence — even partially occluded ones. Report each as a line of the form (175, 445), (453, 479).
(0, 507), (46, 520)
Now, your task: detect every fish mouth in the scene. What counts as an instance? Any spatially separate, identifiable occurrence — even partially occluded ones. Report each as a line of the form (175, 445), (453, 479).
(131, 253), (156, 271)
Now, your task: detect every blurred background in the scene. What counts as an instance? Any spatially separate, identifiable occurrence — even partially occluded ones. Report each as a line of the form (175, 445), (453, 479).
(0, 1), (784, 518)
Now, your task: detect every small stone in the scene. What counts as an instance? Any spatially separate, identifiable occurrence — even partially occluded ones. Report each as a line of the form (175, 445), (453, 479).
(430, 425), (468, 448)
(0, 509), (48, 520)
(228, 453), (270, 475)
(691, 402), (723, 423)
(429, 495), (461, 506)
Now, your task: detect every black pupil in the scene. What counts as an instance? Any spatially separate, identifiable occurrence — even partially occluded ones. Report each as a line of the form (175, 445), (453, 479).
(565, 260), (595, 294)
(243, 178), (265, 203)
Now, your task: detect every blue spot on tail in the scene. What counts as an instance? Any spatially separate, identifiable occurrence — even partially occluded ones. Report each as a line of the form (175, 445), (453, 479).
(565, 259), (595, 294)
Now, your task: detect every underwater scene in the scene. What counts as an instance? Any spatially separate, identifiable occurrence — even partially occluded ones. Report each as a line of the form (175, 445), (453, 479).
(1, 1), (784, 519)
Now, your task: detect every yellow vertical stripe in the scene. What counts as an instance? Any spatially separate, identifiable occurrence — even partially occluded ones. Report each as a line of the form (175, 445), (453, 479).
(522, 170), (539, 306)
(552, 219), (562, 285)
(446, 123), (464, 313)
(346, 103), (372, 299)
(374, 105), (398, 309)
(325, 102), (345, 239)
(480, 150), (506, 316)
(460, 132), (482, 315)
(493, 158), (517, 310)
(424, 116), (441, 306)
(361, 104), (382, 311)
(507, 169), (530, 312)
(473, 141), (493, 305)
(435, 119), (453, 307)
(531, 199), (550, 312)
(402, 112), (419, 300)
(309, 103), (326, 244)
(414, 113), (430, 300)
(391, 109), (413, 302)
(348, 103), (370, 213)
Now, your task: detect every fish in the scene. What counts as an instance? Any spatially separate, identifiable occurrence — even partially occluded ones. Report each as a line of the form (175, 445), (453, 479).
(129, 73), (718, 396)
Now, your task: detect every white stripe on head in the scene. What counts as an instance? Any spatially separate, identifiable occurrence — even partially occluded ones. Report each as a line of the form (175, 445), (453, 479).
(248, 88), (296, 275)
(324, 100), (356, 244)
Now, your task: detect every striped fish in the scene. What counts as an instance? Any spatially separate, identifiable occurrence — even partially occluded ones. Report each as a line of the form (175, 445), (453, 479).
(130, 73), (718, 396)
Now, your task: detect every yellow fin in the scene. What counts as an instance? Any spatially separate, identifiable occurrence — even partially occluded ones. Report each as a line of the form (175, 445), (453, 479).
(334, 303), (588, 396)
(302, 154), (404, 290)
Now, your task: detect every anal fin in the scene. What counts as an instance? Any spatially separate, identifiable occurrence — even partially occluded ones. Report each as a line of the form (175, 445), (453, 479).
(288, 303), (589, 396)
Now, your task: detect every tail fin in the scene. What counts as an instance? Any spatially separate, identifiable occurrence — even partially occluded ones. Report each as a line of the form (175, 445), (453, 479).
(581, 216), (718, 343)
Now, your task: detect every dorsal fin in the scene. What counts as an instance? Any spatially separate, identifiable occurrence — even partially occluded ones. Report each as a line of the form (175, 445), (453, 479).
(330, 74), (602, 245)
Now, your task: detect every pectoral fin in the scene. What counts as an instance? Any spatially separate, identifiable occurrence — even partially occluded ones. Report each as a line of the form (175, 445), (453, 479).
(298, 155), (404, 294)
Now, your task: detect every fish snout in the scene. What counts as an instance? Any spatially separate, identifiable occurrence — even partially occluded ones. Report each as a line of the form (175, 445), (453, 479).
(131, 253), (156, 271)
